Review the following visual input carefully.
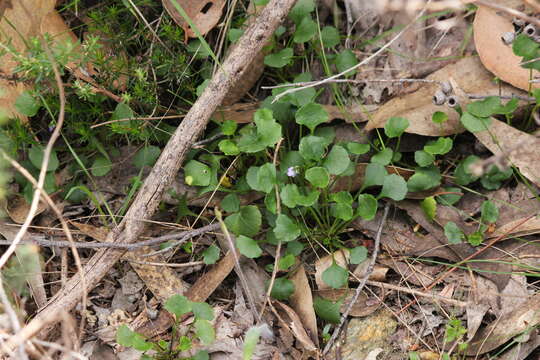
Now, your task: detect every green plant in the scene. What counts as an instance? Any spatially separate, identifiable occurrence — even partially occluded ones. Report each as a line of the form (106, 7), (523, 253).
(444, 199), (499, 246)
(442, 318), (469, 357)
(186, 100), (413, 297)
(116, 295), (215, 359)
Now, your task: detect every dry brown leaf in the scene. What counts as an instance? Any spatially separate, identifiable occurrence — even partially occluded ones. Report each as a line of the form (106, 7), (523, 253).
(124, 249), (189, 303)
(162, 0), (226, 39)
(187, 251), (235, 302)
(474, 118), (540, 188)
(466, 293), (540, 355)
(71, 220), (188, 303)
(0, 0), (55, 120)
(316, 288), (383, 317)
(365, 57), (524, 136)
(0, 1), (97, 119)
(70, 221), (109, 242)
(315, 249), (349, 290)
(288, 265), (318, 345)
(491, 216), (540, 239)
(378, 258), (439, 287)
(213, 102), (375, 124)
(474, 3), (540, 91)
(354, 209), (458, 261)
(352, 263), (388, 282)
(5, 195), (47, 224)
(274, 301), (317, 352)
(133, 252), (235, 338)
(466, 276), (497, 342)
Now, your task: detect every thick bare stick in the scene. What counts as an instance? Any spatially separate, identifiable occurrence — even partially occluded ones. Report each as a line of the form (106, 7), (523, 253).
(8, 0), (297, 346)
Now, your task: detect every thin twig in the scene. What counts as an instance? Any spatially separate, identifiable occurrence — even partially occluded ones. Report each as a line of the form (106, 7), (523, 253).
(467, 93), (535, 102)
(142, 224), (220, 257)
(215, 208), (262, 323)
(125, 0), (173, 55)
(126, 259), (204, 268)
(322, 203), (390, 356)
(31, 339), (87, 360)
(262, 78), (440, 90)
(364, 280), (468, 307)
(0, 223), (220, 250)
(271, 0), (432, 103)
(0, 279), (26, 360)
(89, 114), (186, 128)
(192, 133), (224, 148)
(259, 138), (284, 320)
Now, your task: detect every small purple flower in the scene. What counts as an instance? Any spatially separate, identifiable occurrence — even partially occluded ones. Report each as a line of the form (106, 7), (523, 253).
(287, 167), (297, 177)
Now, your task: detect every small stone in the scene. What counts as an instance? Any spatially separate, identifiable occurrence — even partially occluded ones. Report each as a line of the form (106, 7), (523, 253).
(334, 309), (398, 360)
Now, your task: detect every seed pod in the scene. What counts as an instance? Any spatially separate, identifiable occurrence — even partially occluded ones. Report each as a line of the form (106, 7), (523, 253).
(433, 89), (447, 105)
(147, 308), (158, 320)
(524, 24), (537, 37)
(440, 81), (453, 95)
(447, 95), (459, 108)
(501, 31), (515, 45)
(512, 18), (525, 29)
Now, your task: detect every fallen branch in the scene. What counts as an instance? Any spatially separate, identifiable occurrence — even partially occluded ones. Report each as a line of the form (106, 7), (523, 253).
(6, 0), (298, 346)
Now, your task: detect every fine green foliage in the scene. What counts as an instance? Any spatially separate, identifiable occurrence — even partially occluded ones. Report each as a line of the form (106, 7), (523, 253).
(236, 235), (263, 258)
(350, 246), (368, 264)
(321, 262), (348, 289)
(202, 245), (220, 265)
(184, 160), (211, 186)
(225, 206), (262, 238)
(295, 103), (329, 132)
(120, 294), (217, 358)
(384, 117), (409, 138)
(133, 146), (161, 169)
(269, 277), (295, 300)
(314, 297), (341, 324)
(420, 196), (437, 221)
(264, 48), (294, 68)
(444, 221), (464, 244)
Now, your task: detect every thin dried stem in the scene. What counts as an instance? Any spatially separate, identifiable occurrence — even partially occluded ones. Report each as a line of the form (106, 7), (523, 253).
(322, 203), (391, 356)
(215, 208), (262, 323)
(259, 138), (284, 320)
(0, 223), (220, 250)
